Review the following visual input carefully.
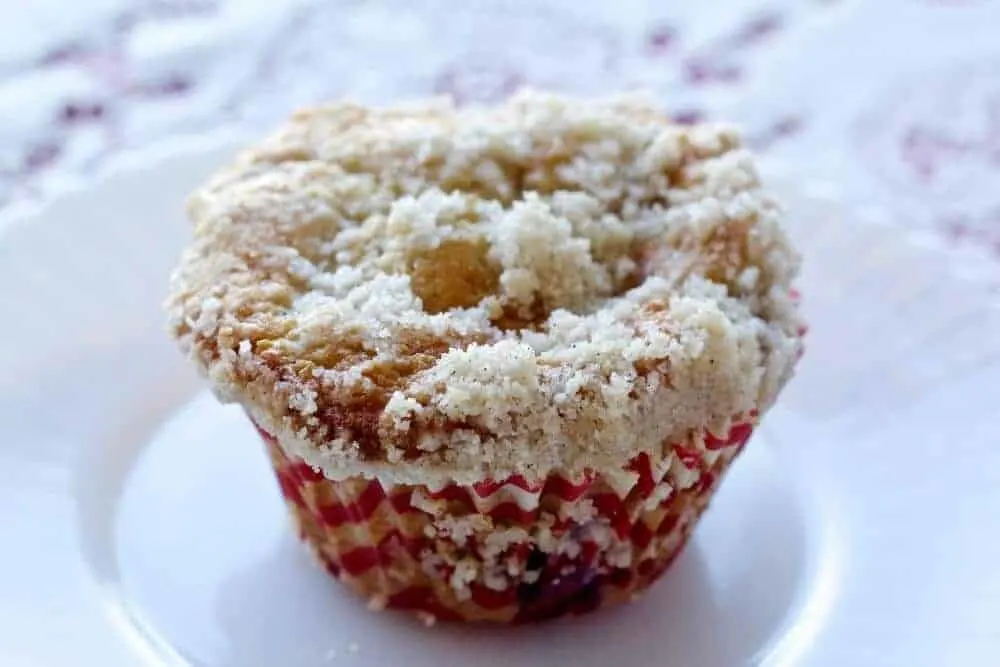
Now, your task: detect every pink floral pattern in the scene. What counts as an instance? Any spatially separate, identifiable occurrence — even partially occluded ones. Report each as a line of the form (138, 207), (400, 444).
(1, 0), (998, 256)
(854, 60), (1000, 248)
(0, 1), (809, 208)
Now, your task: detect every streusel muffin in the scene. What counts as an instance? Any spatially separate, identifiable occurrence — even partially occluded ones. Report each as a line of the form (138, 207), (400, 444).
(167, 91), (804, 624)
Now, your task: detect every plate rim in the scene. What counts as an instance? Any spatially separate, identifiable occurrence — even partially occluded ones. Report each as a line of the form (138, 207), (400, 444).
(2, 140), (999, 667)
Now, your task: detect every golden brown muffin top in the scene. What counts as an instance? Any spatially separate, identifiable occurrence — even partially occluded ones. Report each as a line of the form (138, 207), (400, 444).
(167, 91), (803, 485)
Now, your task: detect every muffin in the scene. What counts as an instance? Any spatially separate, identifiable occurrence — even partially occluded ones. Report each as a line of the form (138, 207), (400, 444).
(167, 91), (804, 624)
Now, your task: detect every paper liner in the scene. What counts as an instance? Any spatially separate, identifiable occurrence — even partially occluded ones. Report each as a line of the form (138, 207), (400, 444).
(253, 416), (755, 624)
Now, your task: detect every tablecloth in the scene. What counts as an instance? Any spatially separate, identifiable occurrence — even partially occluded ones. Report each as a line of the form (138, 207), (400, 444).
(1, 0), (998, 256)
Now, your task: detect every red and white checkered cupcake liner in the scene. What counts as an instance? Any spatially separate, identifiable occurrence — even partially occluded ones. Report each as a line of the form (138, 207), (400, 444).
(253, 414), (757, 624)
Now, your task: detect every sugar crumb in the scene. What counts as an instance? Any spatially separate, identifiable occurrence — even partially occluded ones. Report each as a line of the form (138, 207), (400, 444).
(168, 90), (804, 485)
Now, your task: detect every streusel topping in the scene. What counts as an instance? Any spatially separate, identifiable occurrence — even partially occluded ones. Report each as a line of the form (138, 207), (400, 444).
(167, 91), (803, 485)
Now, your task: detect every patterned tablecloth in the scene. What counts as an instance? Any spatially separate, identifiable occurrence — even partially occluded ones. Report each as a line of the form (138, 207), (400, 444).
(1, 0), (998, 257)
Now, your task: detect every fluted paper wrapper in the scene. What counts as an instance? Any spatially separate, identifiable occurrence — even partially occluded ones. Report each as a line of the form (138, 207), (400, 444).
(254, 417), (755, 624)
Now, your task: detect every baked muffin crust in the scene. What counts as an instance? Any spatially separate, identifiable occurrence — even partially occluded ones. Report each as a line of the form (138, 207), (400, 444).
(167, 92), (803, 485)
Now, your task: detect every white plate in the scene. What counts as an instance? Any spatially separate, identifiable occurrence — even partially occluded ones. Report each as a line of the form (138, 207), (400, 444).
(2, 141), (999, 667)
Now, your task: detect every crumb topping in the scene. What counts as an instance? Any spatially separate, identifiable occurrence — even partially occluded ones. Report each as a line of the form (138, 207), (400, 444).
(167, 91), (803, 485)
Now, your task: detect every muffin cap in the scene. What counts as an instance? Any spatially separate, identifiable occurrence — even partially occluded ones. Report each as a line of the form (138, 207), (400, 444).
(167, 91), (803, 486)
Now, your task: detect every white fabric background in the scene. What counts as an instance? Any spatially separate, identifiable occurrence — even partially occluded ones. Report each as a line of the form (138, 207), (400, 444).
(1, 0), (998, 256)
